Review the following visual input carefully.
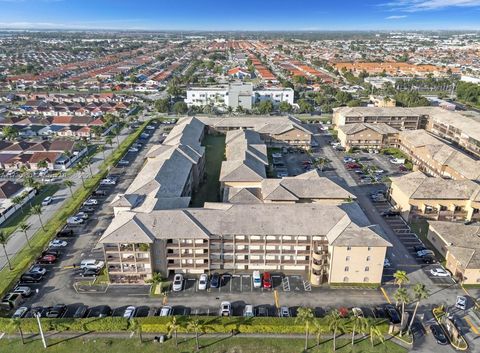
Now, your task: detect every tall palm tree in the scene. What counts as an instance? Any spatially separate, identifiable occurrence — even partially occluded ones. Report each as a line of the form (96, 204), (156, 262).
(408, 283), (430, 333)
(296, 306), (314, 351)
(129, 319), (143, 342)
(393, 270), (409, 289)
(369, 322), (384, 347)
(166, 316), (181, 346)
(394, 287), (410, 333)
(350, 315), (368, 346)
(113, 127), (121, 145)
(63, 179), (75, 197)
(105, 136), (113, 150)
(0, 231), (12, 270)
(30, 204), (45, 231)
(313, 319), (326, 347)
(11, 195), (24, 214)
(9, 318), (24, 344)
(18, 222), (31, 248)
(84, 156), (94, 176)
(146, 272), (163, 293)
(326, 310), (344, 352)
(97, 145), (106, 160)
(74, 162), (86, 187)
(187, 319), (203, 351)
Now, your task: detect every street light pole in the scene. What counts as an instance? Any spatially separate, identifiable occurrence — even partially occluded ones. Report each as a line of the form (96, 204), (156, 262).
(33, 311), (47, 349)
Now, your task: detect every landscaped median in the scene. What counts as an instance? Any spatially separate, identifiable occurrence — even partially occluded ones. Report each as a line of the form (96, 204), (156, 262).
(432, 305), (468, 351)
(0, 119), (154, 298)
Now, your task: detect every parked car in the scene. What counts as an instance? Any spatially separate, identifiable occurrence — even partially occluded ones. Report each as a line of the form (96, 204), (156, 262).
(381, 209), (400, 217)
(27, 265), (47, 276)
(253, 271), (262, 288)
(87, 305), (111, 318)
(422, 255), (436, 264)
(390, 158), (406, 164)
(75, 212), (89, 220)
(67, 216), (83, 225)
(430, 324), (448, 345)
(159, 306), (173, 317)
(13, 286), (32, 297)
(118, 159), (129, 166)
(257, 306), (269, 317)
(417, 249), (435, 258)
(80, 268), (101, 277)
(73, 305), (89, 318)
(100, 178), (116, 186)
(373, 306), (387, 319)
(262, 272), (272, 289)
(57, 228), (74, 237)
(414, 245), (427, 252)
(80, 259), (104, 270)
(80, 206), (95, 214)
(220, 301), (231, 316)
(46, 304), (66, 318)
(12, 306), (29, 318)
(123, 306), (136, 319)
(210, 272), (220, 288)
(172, 274), (183, 292)
(198, 274), (208, 290)
(244, 305), (254, 317)
(41, 196), (52, 206)
(83, 199), (98, 206)
(37, 254), (57, 264)
(352, 307), (364, 318)
(456, 296), (467, 310)
(20, 273), (43, 283)
(430, 268), (450, 277)
(49, 239), (67, 248)
(385, 305), (401, 324)
(383, 258), (391, 268)
(128, 147), (139, 153)
(93, 189), (108, 196)
(280, 306), (290, 317)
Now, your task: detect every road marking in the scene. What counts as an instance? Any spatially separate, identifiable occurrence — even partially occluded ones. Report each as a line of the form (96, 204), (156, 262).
(380, 287), (391, 304)
(464, 317), (479, 335)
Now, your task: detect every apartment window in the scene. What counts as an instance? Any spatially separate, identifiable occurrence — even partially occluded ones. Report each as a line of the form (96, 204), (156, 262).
(347, 246), (352, 251)
(345, 256), (350, 261)
(343, 277), (349, 283)
(367, 247), (371, 251)
(365, 266), (370, 272)
(363, 277), (369, 283)
(366, 256), (371, 261)
(344, 266), (349, 272)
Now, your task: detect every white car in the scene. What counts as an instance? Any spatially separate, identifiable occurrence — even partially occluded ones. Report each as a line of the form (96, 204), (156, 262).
(118, 159), (129, 166)
(172, 274), (184, 292)
(220, 301), (231, 316)
(75, 212), (89, 220)
(28, 265), (47, 275)
(49, 239), (68, 247)
(384, 258), (391, 268)
(123, 306), (136, 319)
(253, 271), (262, 288)
(280, 306), (290, 317)
(159, 306), (173, 316)
(100, 178), (116, 185)
(352, 307), (364, 318)
(12, 306), (29, 319)
(198, 274), (208, 290)
(83, 199), (98, 206)
(271, 153), (282, 158)
(146, 125), (155, 130)
(128, 147), (139, 153)
(430, 268), (450, 277)
(455, 296), (467, 310)
(67, 216), (83, 225)
(41, 197), (52, 206)
(244, 304), (254, 317)
(80, 259), (105, 270)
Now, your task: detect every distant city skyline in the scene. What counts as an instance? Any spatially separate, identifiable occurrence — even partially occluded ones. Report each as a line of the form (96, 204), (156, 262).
(0, 0), (479, 31)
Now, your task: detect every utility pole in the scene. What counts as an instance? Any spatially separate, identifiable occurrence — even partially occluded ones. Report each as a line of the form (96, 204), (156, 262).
(33, 310), (47, 349)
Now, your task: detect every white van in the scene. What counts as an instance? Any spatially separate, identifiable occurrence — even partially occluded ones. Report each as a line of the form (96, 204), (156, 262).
(253, 271), (262, 288)
(80, 259), (104, 270)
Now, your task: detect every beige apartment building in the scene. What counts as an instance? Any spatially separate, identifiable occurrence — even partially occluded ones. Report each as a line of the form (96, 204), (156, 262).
(398, 129), (480, 181)
(389, 171), (480, 222)
(337, 122), (399, 150)
(427, 221), (480, 285)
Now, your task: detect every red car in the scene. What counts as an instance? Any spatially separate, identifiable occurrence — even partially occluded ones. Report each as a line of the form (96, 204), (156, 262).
(346, 162), (360, 169)
(37, 254), (57, 264)
(262, 272), (272, 289)
(398, 165), (408, 172)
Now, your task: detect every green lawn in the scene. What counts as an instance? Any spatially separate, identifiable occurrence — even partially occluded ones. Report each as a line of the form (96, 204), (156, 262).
(3, 184), (60, 238)
(1, 337), (407, 353)
(190, 134), (225, 207)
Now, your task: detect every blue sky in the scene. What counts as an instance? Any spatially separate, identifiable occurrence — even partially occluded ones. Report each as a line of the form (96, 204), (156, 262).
(0, 0), (479, 30)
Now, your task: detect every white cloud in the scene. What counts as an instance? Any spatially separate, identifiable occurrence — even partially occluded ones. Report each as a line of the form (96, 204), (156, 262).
(381, 0), (480, 12)
(386, 15), (408, 19)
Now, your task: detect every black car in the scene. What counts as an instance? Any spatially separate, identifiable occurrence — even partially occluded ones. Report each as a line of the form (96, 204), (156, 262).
(73, 304), (89, 318)
(414, 245), (427, 252)
(422, 255), (436, 264)
(87, 305), (112, 318)
(20, 273), (43, 283)
(381, 210), (401, 217)
(93, 189), (108, 196)
(80, 268), (100, 277)
(385, 305), (401, 324)
(210, 272), (220, 288)
(57, 228), (74, 237)
(373, 306), (387, 319)
(43, 249), (60, 257)
(46, 304), (66, 318)
(80, 206), (95, 213)
(430, 324), (448, 345)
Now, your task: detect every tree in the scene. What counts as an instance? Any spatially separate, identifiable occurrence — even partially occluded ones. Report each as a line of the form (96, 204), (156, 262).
(173, 101), (188, 115)
(298, 99), (314, 113)
(187, 319), (203, 351)
(257, 100), (274, 114)
(63, 180), (75, 197)
(129, 319), (143, 342)
(326, 310), (344, 351)
(9, 318), (25, 344)
(112, 127), (121, 145)
(84, 156), (94, 176)
(335, 91), (353, 105)
(155, 98), (170, 113)
(313, 319), (326, 347)
(97, 145), (106, 161)
(166, 316), (181, 346)
(36, 160), (48, 170)
(18, 222), (31, 249)
(393, 270), (409, 289)
(105, 136), (113, 149)
(279, 101), (293, 113)
(408, 283), (429, 333)
(74, 162), (87, 188)
(394, 287), (410, 332)
(296, 307), (314, 351)
(369, 322), (384, 347)
(11, 195), (24, 214)
(30, 204), (45, 231)
(315, 157), (330, 172)
(0, 231), (12, 270)
(350, 315), (368, 346)
(2, 126), (18, 141)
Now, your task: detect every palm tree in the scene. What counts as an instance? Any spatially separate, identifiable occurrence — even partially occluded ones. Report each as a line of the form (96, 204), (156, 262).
(312, 319), (326, 347)
(129, 319), (143, 342)
(30, 204), (45, 231)
(36, 160), (48, 170)
(166, 316), (181, 346)
(84, 156), (94, 176)
(350, 315), (368, 346)
(63, 179), (75, 197)
(393, 270), (409, 289)
(11, 195), (24, 214)
(315, 157), (330, 172)
(369, 322), (384, 347)
(113, 127), (121, 145)
(296, 306), (314, 351)
(97, 145), (106, 160)
(0, 231), (12, 270)
(18, 222), (31, 248)
(394, 287), (410, 333)
(105, 136), (113, 150)
(9, 318), (24, 344)
(326, 310), (344, 352)
(407, 283), (429, 333)
(187, 319), (203, 351)
(146, 272), (163, 293)
(74, 162), (86, 187)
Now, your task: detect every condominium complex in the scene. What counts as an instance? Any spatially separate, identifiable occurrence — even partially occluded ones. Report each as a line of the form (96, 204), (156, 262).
(337, 123), (399, 150)
(99, 115), (390, 285)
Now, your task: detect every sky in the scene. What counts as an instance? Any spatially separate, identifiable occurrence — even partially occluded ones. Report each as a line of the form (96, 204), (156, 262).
(0, 0), (479, 31)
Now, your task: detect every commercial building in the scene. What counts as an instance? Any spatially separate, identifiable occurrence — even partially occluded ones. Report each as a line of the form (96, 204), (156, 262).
(337, 123), (399, 150)
(388, 171), (480, 222)
(398, 129), (480, 181)
(427, 221), (480, 284)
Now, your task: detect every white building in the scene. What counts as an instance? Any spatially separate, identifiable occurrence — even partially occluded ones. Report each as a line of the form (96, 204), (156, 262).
(253, 88), (294, 106)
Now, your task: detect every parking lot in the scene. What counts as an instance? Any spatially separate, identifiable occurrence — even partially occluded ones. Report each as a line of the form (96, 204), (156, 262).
(270, 147), (313, 178)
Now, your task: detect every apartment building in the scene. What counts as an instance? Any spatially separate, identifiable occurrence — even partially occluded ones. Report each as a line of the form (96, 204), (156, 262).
(427, 221), (480, 285)
(398, 129), (480, 181)
(337, 123), (399, 150)
(333, 107), (428, 130)
(99, 202), (391, 285)
(389, 171), (480, 222)
(253, 88), (294, 106)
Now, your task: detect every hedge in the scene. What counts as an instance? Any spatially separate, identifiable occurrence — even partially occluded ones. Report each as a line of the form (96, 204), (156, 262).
(0, 316), (389, 335)
(0, 119), (153, 298)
